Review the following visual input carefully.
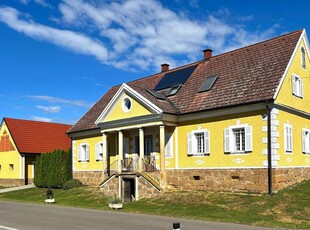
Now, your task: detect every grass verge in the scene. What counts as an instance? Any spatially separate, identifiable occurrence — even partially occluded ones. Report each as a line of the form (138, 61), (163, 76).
(1, 181), (310, 229)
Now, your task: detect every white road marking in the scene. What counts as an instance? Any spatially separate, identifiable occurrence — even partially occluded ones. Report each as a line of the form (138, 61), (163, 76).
(0, 225), (19, 230)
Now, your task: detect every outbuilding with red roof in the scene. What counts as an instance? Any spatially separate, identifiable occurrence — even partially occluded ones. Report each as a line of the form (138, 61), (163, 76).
(0, 117), (71, 187)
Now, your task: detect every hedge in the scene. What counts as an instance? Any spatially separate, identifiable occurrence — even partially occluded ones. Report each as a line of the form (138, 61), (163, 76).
(34, 149), (72, 188)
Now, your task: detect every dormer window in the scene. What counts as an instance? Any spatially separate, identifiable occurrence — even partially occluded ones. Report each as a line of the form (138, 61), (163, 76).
(198, 75), (218, 93)
(301, 47), (306, 69)
(167, 85), (182, 96)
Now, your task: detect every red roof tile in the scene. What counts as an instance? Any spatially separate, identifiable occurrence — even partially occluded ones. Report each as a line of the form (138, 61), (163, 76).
(3, 118), (72, 154)
(68, 29), (303, 133)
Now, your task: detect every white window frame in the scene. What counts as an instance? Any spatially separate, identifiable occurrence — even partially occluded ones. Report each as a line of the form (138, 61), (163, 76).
(78, 143), (89, 162)
(224, 125), (252, 154)
(165, 133), (173, 158)
(292, 74), (303, 98)
(95, 142), (103, 161)
(284, 124), (293, 153)
(302, 128), (310, 154)
(187, 129), (210, 156)
(301, 46), (306, 69)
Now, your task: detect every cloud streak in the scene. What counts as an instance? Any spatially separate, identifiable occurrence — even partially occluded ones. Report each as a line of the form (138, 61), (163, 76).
(27, 95), (93, 108)
(36, 105), (61, 113)
(0, 7), (108, 62)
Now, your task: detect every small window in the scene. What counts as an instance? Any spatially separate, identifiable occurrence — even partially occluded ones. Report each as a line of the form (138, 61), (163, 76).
(187, 130), (210, 156)
(198, 75), (218, 92)
(302, 129), (310, 154)
(78, 143), (89, 162)
(96, 142), (103, 161)
(292, 74), (303, 98)
(9, 164), (14, 171)
(122, 97), (132, 112)
(0, 164), (1, 172)
(301, 47), (306, 69)
(167, 85), (182, 96)
(224, 125), (252, 153)
(284, 124), (293, 153)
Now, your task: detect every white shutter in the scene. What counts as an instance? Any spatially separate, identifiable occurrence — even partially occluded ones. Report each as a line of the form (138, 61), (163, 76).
(224, 128), (230, 152)
(86, 144), (90, 161)
(78, 145), (82, 161)
(292, 75), (296, 95)
(95, 143), (100, 160)
(204, 131), (210, 154)
(245, 126), (253, 152)
(187, 133), (193, 155)
(289, 126), (293, 151)
(284, 126), (288, 151)
(300, 78), (303, 97)
(165, 133), (172, 157)
(302, 129), (306, 153)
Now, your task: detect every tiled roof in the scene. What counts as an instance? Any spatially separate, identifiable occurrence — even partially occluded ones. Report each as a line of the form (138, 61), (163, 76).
(4, 118), (72, 154)
(68, 29), (303, 133)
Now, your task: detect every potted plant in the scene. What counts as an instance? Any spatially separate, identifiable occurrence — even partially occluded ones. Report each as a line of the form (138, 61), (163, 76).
(45, 188), (55, 203)
(108, 195), (123, 209)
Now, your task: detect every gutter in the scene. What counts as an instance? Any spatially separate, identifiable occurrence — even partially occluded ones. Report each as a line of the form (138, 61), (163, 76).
(265, 101), (273, 195)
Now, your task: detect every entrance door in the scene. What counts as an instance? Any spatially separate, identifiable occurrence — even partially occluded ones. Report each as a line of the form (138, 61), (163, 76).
(123, 178), (135, 202)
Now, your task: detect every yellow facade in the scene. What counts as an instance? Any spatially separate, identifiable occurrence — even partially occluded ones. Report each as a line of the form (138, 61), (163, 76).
(276, 110), (310, 167)
(104, 93), (152, 122)
(276, 39), (310, 112)
(0, 121), (21, 179)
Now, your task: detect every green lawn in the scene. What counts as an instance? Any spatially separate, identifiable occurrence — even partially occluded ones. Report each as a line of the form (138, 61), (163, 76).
(1, 181), (310, 229)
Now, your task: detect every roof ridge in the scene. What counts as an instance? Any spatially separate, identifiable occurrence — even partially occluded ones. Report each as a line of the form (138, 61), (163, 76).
(4, 117), (71, 126)
(211, 29), (303, 59)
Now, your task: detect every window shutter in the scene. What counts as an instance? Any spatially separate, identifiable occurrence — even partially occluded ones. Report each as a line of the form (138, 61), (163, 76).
(245, 126), (253, 152)
(86, 144), (89, 161)
(187, 133), (193, 155)
(78, 145), (82, 161)
(284, 126), (288, 151)
(289, 126), (293, 151)
(302, 129), (306, 153)
(204, 131), (210, 154)
(96, 143), (100, 160)
(224, 128), (230, 152)
(165, 133), (172, 157)
(292, 75), (296, 95)
(300, 78), (303, 97)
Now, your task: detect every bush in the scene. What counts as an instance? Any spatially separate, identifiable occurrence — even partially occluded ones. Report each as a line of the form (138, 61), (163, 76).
(34, 149), (72, 188)
(62, 179), (84, 190)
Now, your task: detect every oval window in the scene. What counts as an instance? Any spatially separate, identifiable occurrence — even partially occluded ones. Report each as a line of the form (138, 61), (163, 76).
(122, 97), (132, 112)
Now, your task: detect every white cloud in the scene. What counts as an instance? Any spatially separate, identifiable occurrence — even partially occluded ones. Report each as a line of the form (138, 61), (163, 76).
(0, 1), (279, 71)
(36, 105), (61, 113)
(27, 95), (93, 107)
(0, 7), (108, 63)
(31, 116), (52, 122)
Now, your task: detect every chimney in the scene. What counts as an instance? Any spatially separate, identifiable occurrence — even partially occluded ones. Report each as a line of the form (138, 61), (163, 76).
(161, 63), (170, 72)
(203, 49), (213, 60)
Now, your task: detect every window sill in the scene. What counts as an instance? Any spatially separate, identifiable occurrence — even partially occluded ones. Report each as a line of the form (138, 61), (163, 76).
(188, 153), (210, 157)
(78, 160), (89, 162)
(96, 159), (103, 162)
(284, 151), (293, 155)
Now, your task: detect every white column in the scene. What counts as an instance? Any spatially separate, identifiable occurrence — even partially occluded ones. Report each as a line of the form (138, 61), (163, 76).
(159, 125), (166, 187)
(139, 128), (144, 171)
(118, 131), (123, 173)
(102, 133), (108, 179)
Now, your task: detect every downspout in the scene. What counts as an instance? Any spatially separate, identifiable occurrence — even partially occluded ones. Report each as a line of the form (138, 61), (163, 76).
(265, 101), (273, 195)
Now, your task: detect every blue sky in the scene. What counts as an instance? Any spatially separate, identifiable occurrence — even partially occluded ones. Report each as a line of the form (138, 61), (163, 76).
(0, 0), (310, 125)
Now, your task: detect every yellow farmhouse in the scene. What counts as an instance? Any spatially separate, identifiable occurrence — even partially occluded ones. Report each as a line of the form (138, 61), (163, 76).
(0, 118), (71, 187)
(67, 29), (310, 201)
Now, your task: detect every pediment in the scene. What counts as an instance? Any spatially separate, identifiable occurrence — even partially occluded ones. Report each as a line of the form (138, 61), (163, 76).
(96, 84), (162, 124)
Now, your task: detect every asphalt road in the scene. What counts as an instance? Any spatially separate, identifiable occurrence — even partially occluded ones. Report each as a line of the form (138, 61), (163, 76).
(0, 201), (275, 230)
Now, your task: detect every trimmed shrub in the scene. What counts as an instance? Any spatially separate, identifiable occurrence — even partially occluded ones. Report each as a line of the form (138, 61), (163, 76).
(34, 149), (72, 188)
(62, 179), (84, 190)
